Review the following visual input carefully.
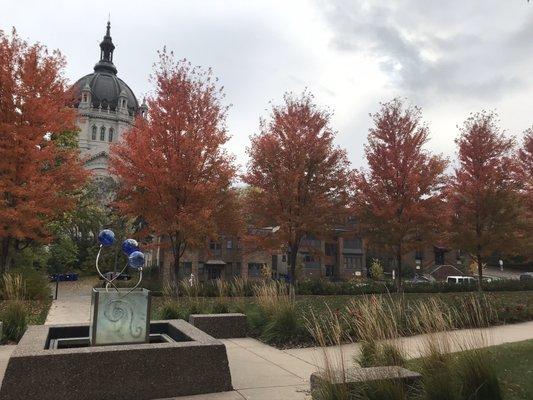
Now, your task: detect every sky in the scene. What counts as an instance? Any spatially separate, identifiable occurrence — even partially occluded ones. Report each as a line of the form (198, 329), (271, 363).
(2, 0), (532, 171)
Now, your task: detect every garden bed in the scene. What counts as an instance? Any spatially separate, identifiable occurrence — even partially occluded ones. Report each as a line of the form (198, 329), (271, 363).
(151, 291), (533, 348)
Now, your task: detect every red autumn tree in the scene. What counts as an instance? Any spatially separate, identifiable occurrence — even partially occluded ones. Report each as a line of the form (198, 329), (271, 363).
(449, 111), (523, 289)
(0, 29), (87, 272)
(243, 92), (352, 284)
(518, 127), (533, 258)
(353, 98), (447, 292)
(110, 49), (236, 285)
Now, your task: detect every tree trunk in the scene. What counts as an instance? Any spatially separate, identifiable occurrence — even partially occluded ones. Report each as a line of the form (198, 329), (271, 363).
(288, 242), (299, 285)
(476, 252), (483, 292)
(173, 252), (181, 286)
(396, 245), (402, 293)
(0, 237), (10, 273)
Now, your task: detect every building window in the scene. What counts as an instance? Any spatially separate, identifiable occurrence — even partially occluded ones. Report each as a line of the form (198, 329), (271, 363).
(248, 263), (262, 278)
(344, 238), (362, 249)
(415, 249), (424, 260)
(179, 262), (192, 279)
(344, 255), (362, 270)
(325, 265), (334, 277)
(108, 128), (114, 142)
(91, 126), (97, 140)
(209, 241), (221, 250)
(82, 94), (87, 102)
(100, 126), (105, 141)
(303, 254), (320, 269)
(226, 240), (233, 249)
(325, 243), (336, 256)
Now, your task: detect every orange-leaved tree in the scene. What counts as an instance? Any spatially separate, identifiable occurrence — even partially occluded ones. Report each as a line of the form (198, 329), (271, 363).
(518, 127), (533, 260)
(110, 49), (236, 285)
(243, 92), (352, 284)
(353, 98), (448, 292)
(449, 111), (523, 290)
(0, 29), (88, 272)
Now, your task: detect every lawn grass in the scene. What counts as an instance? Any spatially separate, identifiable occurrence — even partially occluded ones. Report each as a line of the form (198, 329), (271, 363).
(491, 340), (533, 400)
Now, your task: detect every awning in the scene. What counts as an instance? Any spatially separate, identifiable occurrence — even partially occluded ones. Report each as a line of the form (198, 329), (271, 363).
(205, 259), (226, 265)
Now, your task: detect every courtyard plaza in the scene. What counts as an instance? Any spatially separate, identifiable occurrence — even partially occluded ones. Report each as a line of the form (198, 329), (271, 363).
(1, 280), (533, 400)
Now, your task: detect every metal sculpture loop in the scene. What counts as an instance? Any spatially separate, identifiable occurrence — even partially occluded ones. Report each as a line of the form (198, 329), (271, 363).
(96, 229), (145, 297)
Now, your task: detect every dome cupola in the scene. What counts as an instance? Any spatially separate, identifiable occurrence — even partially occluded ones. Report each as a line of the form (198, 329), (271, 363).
(72, 22), (138, 116)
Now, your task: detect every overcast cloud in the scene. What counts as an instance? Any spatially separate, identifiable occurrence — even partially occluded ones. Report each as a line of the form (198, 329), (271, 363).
(2, 0), (532, 169)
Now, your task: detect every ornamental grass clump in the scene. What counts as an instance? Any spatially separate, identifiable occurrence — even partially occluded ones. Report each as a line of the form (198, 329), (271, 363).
(251, 281), (306, 346)
(1, 301), (28, 343)
(411, 295), (502, 400)
(307, 305), (411, 400)
(345, 295), (407, 368)
(410, 298), (458, 400)
(0, 273), (26, 301)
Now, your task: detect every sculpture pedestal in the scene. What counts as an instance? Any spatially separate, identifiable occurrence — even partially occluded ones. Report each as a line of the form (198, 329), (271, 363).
(90, 288), (151, 345)
(0, 320), (233, 400)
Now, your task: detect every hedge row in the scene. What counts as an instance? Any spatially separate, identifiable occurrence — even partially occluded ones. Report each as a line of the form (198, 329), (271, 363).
(296, 278), (533, 296)
(143, 277), (533, 297)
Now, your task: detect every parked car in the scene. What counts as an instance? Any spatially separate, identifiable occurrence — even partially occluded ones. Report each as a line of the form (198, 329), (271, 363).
(519, 272), (533, 281)
(408, 275), (431, 284)
(99, 272), (131, 281)
(49, 272), (79, 282)
(446, 275), (476, 284)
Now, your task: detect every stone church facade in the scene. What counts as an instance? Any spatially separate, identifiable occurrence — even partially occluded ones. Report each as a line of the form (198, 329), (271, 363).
(72, 22), (146, 174)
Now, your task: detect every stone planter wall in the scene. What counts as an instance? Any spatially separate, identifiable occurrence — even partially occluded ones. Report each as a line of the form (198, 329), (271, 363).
(189, 313), (247, 339)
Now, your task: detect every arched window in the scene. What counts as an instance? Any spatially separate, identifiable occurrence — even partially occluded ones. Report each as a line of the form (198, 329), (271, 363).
(108, 128), (114, 142)
(100, 126), (106, 141)
(91, 126), (97, 140)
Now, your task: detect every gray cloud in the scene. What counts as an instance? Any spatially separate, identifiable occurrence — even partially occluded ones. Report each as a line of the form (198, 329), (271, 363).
(316, 0), (532, 101)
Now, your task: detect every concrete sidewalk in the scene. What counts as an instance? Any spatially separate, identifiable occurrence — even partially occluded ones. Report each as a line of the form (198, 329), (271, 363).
(45, 278), (96, 325)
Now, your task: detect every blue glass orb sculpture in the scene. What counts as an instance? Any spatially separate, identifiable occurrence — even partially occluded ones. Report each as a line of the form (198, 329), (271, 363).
(128, 251), (145, 269)
(122, 239), (139, 256)
(98, 229), (115, 247)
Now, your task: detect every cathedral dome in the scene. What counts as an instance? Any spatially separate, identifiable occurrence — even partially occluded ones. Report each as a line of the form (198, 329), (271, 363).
(72, 22), (139, 116)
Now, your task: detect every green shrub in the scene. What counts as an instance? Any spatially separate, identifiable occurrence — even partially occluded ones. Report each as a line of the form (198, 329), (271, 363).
(1, 267), (50, 301)
(260, 304), (307, 346)
(211, 300), (230, 314)
(245, 305), (269, 336)
(159, 301), (183, 320)
(419, 352), (458, 400)
(455, 350), (502, 400)
(1, 301), (28, 342)
(358, 342), (406, 368)
(369, 259), (384, 280)
(358, 341), (378, 367)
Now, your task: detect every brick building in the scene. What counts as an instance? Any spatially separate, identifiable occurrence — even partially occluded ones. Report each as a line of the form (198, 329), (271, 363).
(153, 228), (366, 282)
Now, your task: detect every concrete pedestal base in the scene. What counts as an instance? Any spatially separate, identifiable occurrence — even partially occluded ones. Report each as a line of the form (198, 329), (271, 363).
(189, 313), (247, 339)
(310, 366), (421, 399)
(0, 320), (232, 400)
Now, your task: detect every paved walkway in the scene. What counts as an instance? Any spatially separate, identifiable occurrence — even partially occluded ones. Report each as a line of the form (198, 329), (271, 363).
(45, 278), (96, 325)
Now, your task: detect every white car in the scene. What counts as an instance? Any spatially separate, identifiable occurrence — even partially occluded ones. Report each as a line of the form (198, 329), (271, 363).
(446, 276), (477, 284)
